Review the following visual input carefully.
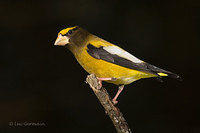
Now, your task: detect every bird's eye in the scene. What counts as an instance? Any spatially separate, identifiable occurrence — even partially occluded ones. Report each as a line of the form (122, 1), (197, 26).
(67, 30), (73, 36)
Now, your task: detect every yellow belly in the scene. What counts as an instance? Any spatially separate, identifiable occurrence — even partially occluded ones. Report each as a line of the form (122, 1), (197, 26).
(74, 48), (156, 85)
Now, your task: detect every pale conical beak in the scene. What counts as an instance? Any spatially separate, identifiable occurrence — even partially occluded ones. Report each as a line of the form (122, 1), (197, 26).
(54, 34), (69, 46)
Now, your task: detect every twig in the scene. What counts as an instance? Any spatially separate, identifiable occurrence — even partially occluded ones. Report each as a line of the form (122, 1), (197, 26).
(86, 74), (132, 133)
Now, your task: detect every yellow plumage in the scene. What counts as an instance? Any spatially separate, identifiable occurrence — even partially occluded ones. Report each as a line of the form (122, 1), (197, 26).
(74, 35), (156, 85)
(54, 26), (180, 103)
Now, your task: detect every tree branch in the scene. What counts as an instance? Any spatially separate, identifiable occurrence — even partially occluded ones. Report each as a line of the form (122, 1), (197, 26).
(86, 74), (132, 133)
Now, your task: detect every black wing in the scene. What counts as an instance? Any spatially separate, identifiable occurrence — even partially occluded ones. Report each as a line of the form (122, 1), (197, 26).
(86, 44), (181, 80)
(87, 44), (160, 75)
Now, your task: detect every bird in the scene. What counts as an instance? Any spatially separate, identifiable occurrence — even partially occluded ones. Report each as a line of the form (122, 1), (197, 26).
(54, 26), (181, 104)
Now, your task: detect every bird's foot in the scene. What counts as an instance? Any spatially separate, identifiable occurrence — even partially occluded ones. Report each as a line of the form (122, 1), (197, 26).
(97, 77), (113, 88)
(112, 85), (124, 105)
(112, 99), (118, 105)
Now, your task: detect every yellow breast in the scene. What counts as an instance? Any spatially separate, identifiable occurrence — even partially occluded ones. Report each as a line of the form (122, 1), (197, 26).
(73, 46), (155, 85)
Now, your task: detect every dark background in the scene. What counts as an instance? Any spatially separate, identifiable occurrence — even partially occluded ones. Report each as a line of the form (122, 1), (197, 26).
(1, 0), (199, 133)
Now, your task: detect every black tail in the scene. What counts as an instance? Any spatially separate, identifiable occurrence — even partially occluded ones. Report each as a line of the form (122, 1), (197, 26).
(145, 63), (182, 81)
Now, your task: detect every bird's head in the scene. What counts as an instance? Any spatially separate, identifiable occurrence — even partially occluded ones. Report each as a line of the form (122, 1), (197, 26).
(54, 26), (89, 48)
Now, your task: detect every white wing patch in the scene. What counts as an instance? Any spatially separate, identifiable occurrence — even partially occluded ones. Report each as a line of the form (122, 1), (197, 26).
(103, 46), (143, 63)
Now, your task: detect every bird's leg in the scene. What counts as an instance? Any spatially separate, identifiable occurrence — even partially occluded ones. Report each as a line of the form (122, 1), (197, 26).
(97, 77), (113, 88)
(112, 85), (125, 104)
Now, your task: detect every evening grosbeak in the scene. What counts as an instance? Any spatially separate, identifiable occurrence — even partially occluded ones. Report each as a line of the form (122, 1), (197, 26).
(54, 26), (181, 104)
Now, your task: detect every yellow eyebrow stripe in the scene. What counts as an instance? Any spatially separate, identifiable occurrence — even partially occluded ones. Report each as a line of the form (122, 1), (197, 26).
(58, 26), (78, 36)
